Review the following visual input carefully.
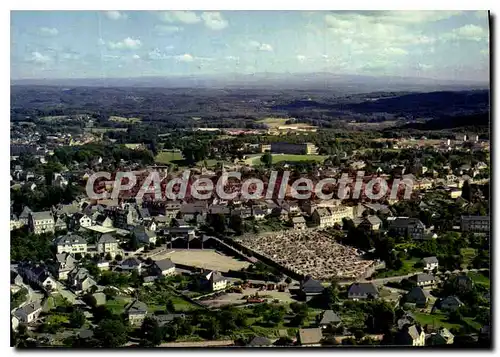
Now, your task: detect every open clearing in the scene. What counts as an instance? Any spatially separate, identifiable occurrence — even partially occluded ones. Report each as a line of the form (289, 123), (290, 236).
(109, 115), (142, 124)
(250, 153), (327, 165)
(155, 150), (184, 164)
(154, 249), (250, 272)
(257, 117), (317, 129)
(199, 287), (297, 308)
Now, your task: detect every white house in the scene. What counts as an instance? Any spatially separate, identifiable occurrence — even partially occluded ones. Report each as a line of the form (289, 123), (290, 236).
(55, 234), (88, 255)
(422, 257), (439, 271)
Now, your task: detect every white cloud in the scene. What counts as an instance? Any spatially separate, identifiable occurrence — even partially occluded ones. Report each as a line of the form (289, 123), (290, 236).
(480, 49), (489, 55)
(201, 12), (228, 30)
(442, 24), (488, 42)
(105, 11), (128, 20)
(154, 25), (183, 34)
(98, 38), (106, 45)
(60, 52), (80, 60)
(159, 11), (201, 24)
(108, 37), (142, 50)
(225, 55), (240, 61)
(132, 54), (141, 60)
(296, 55), (306, 62)
(39, 27), (58, 36)
(176, 53), (194, 62)
(383, 47), (408, 56)
(249, 41), (273, 52)
(374, 10), (462, 24)
(30, 51), (51, 64)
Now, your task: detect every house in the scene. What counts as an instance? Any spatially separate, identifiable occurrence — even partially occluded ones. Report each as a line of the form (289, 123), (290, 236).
(388, 217), (426, 240)
(397, 312), (415, 330)
(121, 257), (142, 273)
(54, 217), (68, 232)
(20, 264), (57, 292)
(96, 234), (120, 257)
(165, 202), (181, 220)
(154, 313), (186, 327)
(55, 234), (88, 255)
(96, 260), (110, 270)
(347, 282), (379, 300)
(12, 300), (42, 325)
(253, 208), (266, 221)
(92, 292), (107, 306)
(395, 324), (426, 346)
(53, 253), (76, 280)
(133, 226), (157, 245)
(152, 259), (176, 276)
(317, 310), (341, 329)
(460, 216), (490, 233)
(95, 214), (114, 228)
(125, 300), (148, 326)
(410, 273), (436, 288)
(68, 267), (97, 293)
(19, 206), (32, 225)
(29, 211), (55, 234)
(11, 271), (24, 293)
(291, 216), (307, 230)
(247, 336), (272, 347)
(426, 328), (454, 345)
(454, 275), (474, 292)
(203, 270), (228, 291)
(356, 215), (382, 231)
(439, 296), (464, 311)
(422, 256), (439, 272)
(297, 328), (323, 346)
(10, 214), (24, 231)
(71, 212), (92, 230)
(404, 287), (430, 308)
(300, 276), (324, 301)
(311, 206), (354, 228)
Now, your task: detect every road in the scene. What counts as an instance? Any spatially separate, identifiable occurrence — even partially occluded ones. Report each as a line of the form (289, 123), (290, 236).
(338, 268), (489, 286)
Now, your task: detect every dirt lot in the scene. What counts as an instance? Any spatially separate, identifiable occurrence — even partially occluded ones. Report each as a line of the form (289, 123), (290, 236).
(199, 287), (297, 308)
(153, 249), (251, 272)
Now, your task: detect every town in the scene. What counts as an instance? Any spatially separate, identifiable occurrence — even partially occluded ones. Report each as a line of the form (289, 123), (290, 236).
(10, 9), (490, 350)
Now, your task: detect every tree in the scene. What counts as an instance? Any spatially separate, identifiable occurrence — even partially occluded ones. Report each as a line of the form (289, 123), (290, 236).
(69, 308), (86, 328)
(115, 254), (123, 261)
(260, 152), (273, 167)
(165, 299), (175, 313)
(105, 253), (112, 261)
(93, 319), (128, 348)
(140, 317), (163, 347)
(462, 180), (472, 201)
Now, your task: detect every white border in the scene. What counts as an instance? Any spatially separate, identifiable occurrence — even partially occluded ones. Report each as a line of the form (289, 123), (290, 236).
(3, 1), (498, 357)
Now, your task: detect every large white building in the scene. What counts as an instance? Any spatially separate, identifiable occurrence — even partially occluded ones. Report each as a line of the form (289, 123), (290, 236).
(29, 211), (55, 235)
(55, 234), (88, 254)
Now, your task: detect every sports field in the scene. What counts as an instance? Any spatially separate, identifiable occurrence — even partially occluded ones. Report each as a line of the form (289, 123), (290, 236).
(250, 153), (327, 165)
(109, 115), (142, 124)
(154, 249), (250, 272)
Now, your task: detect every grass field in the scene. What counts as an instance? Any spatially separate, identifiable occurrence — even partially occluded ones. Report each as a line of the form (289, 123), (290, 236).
(413, 311), (482, 332)
(412, 312), (462, 330)
(105, 296), (132, 314)
(373, 257), (420, 279)
(467, 271), (490, 286)
(109, 115), (142, 124)
(155, 150), (184, 164)
(257, 117), (317, 129)
(251, 154), (327, 165)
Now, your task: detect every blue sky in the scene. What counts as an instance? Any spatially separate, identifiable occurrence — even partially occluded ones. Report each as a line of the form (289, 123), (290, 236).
(11, 10), (490, 81)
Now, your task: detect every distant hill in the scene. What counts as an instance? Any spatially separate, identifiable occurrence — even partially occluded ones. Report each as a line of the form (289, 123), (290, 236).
(399, 112), (489, 130)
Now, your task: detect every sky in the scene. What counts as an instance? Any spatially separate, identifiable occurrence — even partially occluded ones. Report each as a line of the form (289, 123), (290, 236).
(10, 10), (490, 81)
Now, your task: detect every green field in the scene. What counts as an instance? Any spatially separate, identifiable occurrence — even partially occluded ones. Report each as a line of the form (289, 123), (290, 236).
(467, 271), (490, 286)
(109, 116), (142, 124)
(155, 150), (184, 164)
(251, 154), (327, 165)
(412, 312), (462, 330)
(373, 257), (420, 279)
(83, 127), (128, 133)
(413, 311), (482, 332)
